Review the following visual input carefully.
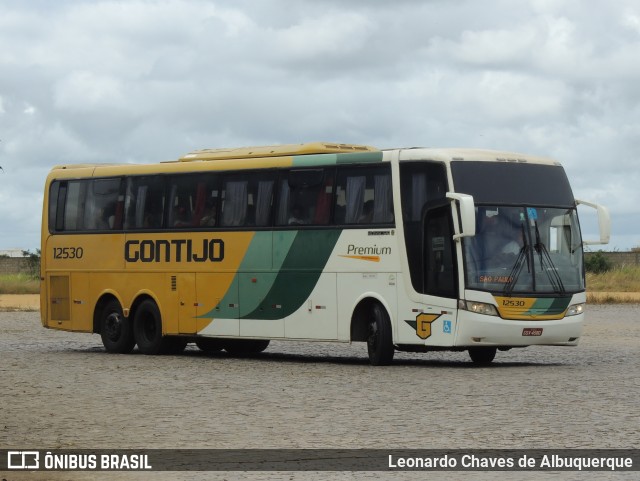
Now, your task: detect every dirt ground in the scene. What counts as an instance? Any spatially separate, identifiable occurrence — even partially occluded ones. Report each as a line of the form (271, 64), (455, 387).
(0, 294), (40, 310)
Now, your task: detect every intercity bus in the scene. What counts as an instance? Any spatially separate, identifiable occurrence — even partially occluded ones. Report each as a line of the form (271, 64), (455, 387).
(40, 142), (610, 365)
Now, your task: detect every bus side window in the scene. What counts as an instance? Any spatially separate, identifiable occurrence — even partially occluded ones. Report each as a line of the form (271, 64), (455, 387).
(49, 181), (62, 232)
(83, 178), (122, 230)
(254, 178), (275, 227)
(221, 179), (248, 227)
(335, 165), (394, 225)
(167, 174), (208, 228)
(63, 181), (88, 231)
(124, 177), (166, 230)
(276, 169), (332, 226)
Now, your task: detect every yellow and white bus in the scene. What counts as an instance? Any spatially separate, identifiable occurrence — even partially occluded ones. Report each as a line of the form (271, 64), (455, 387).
(40, 142), (610, 365)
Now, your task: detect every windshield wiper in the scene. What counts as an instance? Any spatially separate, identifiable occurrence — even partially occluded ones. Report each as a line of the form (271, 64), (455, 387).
(504, 223), (530, 296)
(533, 221), (566, 294)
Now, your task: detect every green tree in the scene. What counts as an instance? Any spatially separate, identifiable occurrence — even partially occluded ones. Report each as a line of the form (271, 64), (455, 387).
(584, 251), (613, 274)
(22, 249), (41, 279)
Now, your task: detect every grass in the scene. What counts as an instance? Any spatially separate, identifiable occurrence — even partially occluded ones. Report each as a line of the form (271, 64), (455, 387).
(0, 273), (40, 294)
(586, 265), (640, 293)
(585, 265), (640, 304)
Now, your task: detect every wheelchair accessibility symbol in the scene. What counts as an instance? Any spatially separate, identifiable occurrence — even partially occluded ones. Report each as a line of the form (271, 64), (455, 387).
(443, 320), (452, 334)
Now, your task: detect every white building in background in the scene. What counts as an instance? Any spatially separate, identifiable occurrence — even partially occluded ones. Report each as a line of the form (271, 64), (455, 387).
(0, 249), (25, 258)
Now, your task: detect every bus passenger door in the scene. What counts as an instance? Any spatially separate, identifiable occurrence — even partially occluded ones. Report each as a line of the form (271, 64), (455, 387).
(408, 204), (459, 346)
(423, 205), (457, 299)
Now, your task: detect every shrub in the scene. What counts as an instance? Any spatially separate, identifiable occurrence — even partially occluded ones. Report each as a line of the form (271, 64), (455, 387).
(21, 249), (41, 279)
(584, 251), (613, 274)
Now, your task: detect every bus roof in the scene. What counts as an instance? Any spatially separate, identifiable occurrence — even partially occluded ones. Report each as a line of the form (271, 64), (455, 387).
(395, 147), (561, 166)
(179, 142), (378, 162)
(47, 144), (561, 179)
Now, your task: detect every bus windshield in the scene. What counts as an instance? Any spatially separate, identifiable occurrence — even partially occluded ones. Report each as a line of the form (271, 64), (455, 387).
(463, 206), (584, 294)
(451, 160), (584, 295)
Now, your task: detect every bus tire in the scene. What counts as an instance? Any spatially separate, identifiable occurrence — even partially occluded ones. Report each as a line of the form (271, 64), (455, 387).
(367, 303), (394, 366)
(100, 299), (136, 354)
(133, 299), (167, 355)
(224, 339), (270, 355)
(468, 347), (497, 365)
(195, 338), (225, 353)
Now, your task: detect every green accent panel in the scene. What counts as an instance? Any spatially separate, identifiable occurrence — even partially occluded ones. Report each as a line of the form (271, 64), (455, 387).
(292, 153), (338, 167)
(527, 297), (572, 316)
(199, 232), (276, 319)
(238, 272), (278, 317)
(238, 231), (273, 270)
(201, 276), (239, 319)
(242, 229), (342, 320)
(336, 151), (383, 164)
(291, 151), (383, 167)
(273, 231), (298, 269)
(280, 229), (341, 270)
(406, 320), (417, 331)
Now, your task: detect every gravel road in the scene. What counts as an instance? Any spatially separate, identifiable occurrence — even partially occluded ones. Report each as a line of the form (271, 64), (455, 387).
(1, 305), (638, 481)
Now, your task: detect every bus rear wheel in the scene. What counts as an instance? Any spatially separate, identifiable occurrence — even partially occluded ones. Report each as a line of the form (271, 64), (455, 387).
(468, 347), (497, 365)
(366, 303), (394, 366)
(133, 299), (170, 355)
(100, 300), (135, 354)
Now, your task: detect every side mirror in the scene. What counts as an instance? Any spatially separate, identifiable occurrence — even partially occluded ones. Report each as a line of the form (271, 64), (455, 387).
(446, 193), (476, 241)
(576, 199), (610, 245)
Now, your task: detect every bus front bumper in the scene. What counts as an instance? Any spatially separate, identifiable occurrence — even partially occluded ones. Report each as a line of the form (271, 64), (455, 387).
(454, 311), (584, 347)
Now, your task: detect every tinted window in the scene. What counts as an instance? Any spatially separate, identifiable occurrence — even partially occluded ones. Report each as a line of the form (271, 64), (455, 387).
(400, 162), (448, 222)
(219, 172), (275, 228)
(64, 181), (88, 231)
(48, 181), (61, 232)
(83, 178), (123, 230)
(335, 165), (394, 225)
(276, 169), (334, 226)
(124, 176), (166, 230)
(167, 174), (219, 228)
(451, 161), (575, 207)
(400, 162), (449, 293)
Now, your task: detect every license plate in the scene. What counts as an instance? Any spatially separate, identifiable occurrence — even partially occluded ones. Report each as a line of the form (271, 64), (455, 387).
(522, 328), (543, 336)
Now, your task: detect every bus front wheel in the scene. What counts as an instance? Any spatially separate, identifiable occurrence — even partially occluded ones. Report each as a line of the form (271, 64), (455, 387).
(367, 303), (394, 366)
(100, 300), (135, 354)
(133, 299), (168, 355)
(468, 347), (497, 365)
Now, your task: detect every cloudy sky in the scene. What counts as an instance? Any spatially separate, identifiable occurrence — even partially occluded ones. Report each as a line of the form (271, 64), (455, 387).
(1, 0), (638, 252)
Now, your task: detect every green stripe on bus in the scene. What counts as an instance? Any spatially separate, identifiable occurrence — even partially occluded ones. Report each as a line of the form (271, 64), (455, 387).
(291, 151), (383, 167)
(199, 231), (297, 319)
(336, 151), (383, 164)
(241, 229), (342, 320)
(527, 297), (571, 316)
(238, 231), (296, 317)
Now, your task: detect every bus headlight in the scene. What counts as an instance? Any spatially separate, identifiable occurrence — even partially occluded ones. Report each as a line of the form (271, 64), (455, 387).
(459, 300), (499, 317)
(566, 303), (585, 316)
